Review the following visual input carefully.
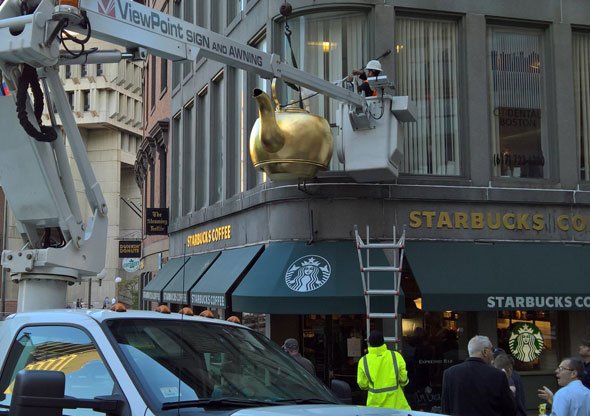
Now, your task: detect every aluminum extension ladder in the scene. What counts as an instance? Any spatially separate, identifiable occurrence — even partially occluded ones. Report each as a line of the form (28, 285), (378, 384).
(354, 225), (405, 345)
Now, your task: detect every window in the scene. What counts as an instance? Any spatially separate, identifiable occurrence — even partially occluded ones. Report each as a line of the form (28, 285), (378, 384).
(65, 65), (72, 78)
(281, 11), (367, 121)
(280, 11), (367, 171)
(573, 32), (590, 180)
(182, 102), (195, 215)
(96, 64), (103, 76)
(227, 0), (241, 26)
(196, 88), (208, 209)
(150, 55), (156, 109)
(81, 64), (87, 77)
(171, 113), (181, 219)
(210, 73), (224, 204)
(160, 58), (167, 93)
(182, 0), (194, 79)
(82, 90), (90, 111)
(196, 0), (208, 28)
(395, 16), (460, 176)
(227, 67), (242, 197)
(488, 26), (547, 179)
(246, 36), (268, 188)
(67, 91), (74, 110)
(172, 0), (181, 89)
(496, 310), (558, 372)
(0, 326), (117, 416)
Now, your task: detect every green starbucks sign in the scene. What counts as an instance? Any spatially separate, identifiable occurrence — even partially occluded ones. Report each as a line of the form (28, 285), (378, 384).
(508, 322), (545, 362)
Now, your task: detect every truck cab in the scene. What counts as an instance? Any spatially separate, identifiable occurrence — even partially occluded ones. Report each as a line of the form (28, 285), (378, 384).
(0, 310), (435, 416)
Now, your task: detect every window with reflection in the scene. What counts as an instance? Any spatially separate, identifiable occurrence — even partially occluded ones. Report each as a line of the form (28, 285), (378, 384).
(573, 32), (590, 180)
(0, 326), (117, 416)
(395, 16), (460, 176)
(496, 310), (558, 372)
(488, 26), (547, 179)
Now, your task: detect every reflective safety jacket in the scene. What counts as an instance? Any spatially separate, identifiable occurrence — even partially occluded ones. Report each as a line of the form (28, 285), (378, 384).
(357, 344), (410, 409)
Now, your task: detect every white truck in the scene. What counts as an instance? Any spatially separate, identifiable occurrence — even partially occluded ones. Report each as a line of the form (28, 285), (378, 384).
(0, 0), (429, 414)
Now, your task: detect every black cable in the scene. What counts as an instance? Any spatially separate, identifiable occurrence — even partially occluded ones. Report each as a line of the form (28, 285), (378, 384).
(58, 12), (92, 58)
(16, 65), (57, 142)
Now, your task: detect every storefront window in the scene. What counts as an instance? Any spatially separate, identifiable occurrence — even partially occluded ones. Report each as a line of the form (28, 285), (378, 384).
(496, 310), (558, 372)
(401, 309), (471, 412)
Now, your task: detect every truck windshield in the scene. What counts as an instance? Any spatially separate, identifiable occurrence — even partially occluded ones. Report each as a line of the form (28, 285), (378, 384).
(104, 319), (336, 412)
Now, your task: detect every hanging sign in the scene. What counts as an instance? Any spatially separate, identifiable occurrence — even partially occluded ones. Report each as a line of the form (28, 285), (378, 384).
(119, 241), (141, 258)
(122, 258), (140, 273)
(145, 208), (169, 235)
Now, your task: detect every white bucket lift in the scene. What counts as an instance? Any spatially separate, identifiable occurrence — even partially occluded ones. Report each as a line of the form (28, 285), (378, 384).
(337, 94), (416, 182)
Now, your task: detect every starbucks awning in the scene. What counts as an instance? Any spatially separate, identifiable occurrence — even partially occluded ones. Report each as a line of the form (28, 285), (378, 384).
(142, 257), (189, 303)
(406, 241), (590, 311)
(232, 241), (403, 314)
(190, 245), (264, 309)
(162, 252), (220, 304)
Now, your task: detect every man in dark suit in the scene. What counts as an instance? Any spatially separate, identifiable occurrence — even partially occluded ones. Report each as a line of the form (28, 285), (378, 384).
(442, 335), (515, 416)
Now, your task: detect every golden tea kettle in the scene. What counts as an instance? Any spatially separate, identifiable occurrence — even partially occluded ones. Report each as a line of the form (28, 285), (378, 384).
(249, 82), (333, 180)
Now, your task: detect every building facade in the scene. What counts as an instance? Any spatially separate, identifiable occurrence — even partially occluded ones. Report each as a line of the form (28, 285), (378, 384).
(136, 0), (172, 311)
(141, 0), (590, 411)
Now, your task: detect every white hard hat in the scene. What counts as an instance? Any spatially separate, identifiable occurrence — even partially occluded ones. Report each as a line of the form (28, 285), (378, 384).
(365, 60), (382, 72)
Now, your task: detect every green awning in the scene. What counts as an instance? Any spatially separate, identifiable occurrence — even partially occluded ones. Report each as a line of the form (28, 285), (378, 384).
(190, 245), (264, 309)
(232, 241), (404, 314)
(406, 241), (590, 311)
(143, 257), (189, 303)
(162, 252), (220, 304)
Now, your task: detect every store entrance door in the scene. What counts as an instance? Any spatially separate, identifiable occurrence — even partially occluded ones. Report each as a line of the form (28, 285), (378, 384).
(302, 314), (367, 405)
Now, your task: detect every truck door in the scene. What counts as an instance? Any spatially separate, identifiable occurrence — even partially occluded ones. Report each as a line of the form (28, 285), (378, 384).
(0, 325), (130, 416)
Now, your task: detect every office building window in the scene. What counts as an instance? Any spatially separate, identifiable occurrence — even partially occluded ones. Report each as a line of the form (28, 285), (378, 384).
(82, 90), (90, 111)
(160, 58), (167, 93)
(210, 73), (224, 204)
(227, 0), (240, 26)
(245, 35), (267, 189)
(171, 114), (181, 219)
(172, 0), (181, 89)
(196, 88), (209, 209)
(573, 32), (590, 180)
(395, 16), (460, 176)
(182, 102), (195, 215)
(488, 26), (547, 179)
(281, 11), (367, 121)
(96, 64), (103, 76)
(150, 55), (156, 109)
(183, 0), (194, 79)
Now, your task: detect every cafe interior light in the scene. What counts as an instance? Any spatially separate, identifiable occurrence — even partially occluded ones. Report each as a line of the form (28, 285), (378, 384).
(413, 297), (422, 310)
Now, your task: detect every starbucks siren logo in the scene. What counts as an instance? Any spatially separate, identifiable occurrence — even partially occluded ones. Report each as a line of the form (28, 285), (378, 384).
(285, 256), (331, 293)
(508, 322), (544, 362)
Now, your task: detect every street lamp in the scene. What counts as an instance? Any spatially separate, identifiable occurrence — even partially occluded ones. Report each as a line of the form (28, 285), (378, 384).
(114, 276), (122, 304)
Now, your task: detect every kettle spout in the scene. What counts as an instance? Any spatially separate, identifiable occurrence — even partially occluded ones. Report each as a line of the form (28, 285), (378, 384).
(253, 88), (285, 153)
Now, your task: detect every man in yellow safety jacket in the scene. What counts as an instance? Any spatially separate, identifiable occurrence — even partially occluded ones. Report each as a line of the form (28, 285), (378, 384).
(357, 330), (411, 409)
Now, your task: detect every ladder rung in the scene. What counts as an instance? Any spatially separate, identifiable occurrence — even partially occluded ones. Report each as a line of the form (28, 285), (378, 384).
(367, 313), (398, 319)
(361, 266), (401, 272)
(365, 289), (399, 296)
(357, 242), (404, 249)
(383, 337), (399, 343)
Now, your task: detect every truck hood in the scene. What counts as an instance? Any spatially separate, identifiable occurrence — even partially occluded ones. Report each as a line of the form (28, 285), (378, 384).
(234, 405), (436, 416)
